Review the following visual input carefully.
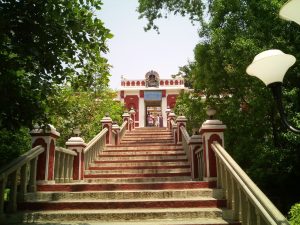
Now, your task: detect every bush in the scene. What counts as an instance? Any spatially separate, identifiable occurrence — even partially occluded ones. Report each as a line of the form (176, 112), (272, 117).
(289, 203), (300, 225)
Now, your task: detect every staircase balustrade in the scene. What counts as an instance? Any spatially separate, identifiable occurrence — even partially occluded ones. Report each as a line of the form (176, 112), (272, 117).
(119, 120), (128, 140)
(0, 145), (44, 219)
(180, 126), (191, 162)
(54, 147), (77, 183)
(212, 142), (289, 225)
(84, 127), (108, 170)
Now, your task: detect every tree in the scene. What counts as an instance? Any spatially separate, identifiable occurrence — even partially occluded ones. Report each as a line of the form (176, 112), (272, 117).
(138, 0), (300, 214)
(0, 0), (112, 130)
(47, 86), (123, 146)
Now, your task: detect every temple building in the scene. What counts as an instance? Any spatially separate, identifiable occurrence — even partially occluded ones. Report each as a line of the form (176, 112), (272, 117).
(118, 70), (190, 127)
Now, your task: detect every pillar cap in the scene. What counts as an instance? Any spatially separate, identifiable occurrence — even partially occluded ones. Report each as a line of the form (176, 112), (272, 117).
(30, 124), (60, 137)
(176, 115), (187, 122)
(66, 136), (86, 147)
(101, 115), (113, 123)
(168, 112), (176, 117)
(112, 124), (120, 130)
(199, 119), (226, 134)
(189, 134), (202, 145)
(122, 112), (130, 117)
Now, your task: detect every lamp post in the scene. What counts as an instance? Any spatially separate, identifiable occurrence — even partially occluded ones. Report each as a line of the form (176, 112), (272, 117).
(246, 49), (300, 133)
(246, 0), (300, 134)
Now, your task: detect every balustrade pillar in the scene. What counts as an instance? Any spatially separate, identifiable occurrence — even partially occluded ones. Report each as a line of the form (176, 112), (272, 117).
(101, 114), (113, 144)
(188, 133), (203, 180)
(30, 124), (60, 184)
(122, 112), (131, 131)
(129, 108), (136, 130)
(199, 118), (226, 181)
(112, 123), (121, 145)
(176, 115), (187, 144)
(167, 112), (176, 130)
(66, 135), (86, 182)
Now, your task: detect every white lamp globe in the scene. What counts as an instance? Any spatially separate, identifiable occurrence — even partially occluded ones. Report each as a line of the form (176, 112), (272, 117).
(246, 49), (296, 86)
(279, 0), (300, 25)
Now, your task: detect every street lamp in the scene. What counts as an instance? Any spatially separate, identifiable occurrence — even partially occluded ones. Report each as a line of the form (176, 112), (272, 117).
(246, 49), (300, 133)
(246, 0), (300, 133)
(279, 0), (300, 25)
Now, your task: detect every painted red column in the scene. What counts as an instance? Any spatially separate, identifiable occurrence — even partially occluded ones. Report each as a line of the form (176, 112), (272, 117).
(199, 119), (226, 181)
(66, 134), (86, 182)
(122, 111), (131, 131)
(101, 114), (113, 145)
(188, 133), (203, 180)
(30, 124), (60, 184)
(176, 115), (188, 144)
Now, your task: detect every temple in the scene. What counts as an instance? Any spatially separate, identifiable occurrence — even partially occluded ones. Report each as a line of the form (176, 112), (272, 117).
(118, 70), (190, 127)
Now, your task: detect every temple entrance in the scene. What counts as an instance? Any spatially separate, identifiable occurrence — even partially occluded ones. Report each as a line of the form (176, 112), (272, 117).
(145, 101), (163, 127)
(144, 91), (163, 127)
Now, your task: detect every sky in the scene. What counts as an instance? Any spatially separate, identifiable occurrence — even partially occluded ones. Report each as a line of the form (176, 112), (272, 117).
(98, 0), (200, 89)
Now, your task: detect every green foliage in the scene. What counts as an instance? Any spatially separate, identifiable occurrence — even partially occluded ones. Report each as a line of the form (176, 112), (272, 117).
(0, 127), (31, 165)
(138, 0), (300, 214)
(289, 203), (300, 225)
(0, 0), (112, 130)
(47, 87), (123, 145)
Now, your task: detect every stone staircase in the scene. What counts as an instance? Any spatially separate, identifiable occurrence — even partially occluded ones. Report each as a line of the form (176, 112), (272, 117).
(13, 127), (241, 225)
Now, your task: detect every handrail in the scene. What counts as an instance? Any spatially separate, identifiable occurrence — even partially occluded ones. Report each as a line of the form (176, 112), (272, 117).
(180, 126), (191, 163)
(84, 127), (108, 154)
(0, 145), (44, 180)
(84, 127), (108, 169)
(119, 120), (128, 140)
(55, 147), (77, 156)
(180, 126), (190, 143)
(211, 142), (289, 225)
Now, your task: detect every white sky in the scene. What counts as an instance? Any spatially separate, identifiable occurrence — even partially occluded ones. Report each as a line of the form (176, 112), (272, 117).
(98, 0), (200, 89)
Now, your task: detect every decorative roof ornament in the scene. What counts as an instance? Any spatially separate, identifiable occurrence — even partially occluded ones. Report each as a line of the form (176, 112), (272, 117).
(145, 70), (159, 88)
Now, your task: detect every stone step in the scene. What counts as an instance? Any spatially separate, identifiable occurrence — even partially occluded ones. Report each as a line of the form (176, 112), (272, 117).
(121, 137), (173, 141)
(89, 161), (190, 168)
(7, 218), (241, 225)
(93, 159), (188, 165)
(121, 139), (173, 144)
(84, 176), (192, 183)
(37, 181), (216, 192)
(117, 143), (179, 146)
(101, 150), (185, 155)
(124, 133), (173, 137)
(88, 164), (190, 170)
(25, 189), (223, 201)
(20, 198), (226, 211)
(99, 152), (186, 157)
(15, 208), (226, 222)
(85, 168), (191, 175)
(104, 145), (183, 150)
(84, 171), (191, 179)
(95, 155), (187, 161)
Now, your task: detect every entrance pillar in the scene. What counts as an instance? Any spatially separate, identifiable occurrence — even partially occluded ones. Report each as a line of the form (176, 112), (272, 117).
(122, 111), (131, 131)
(129, 108), (136, 130)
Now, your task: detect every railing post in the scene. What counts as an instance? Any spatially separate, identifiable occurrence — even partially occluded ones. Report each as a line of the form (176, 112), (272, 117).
(129, 108), (136, 130)
(188, 133), (203, 180)
(30, 124), (60, 184)
(112, 123), (121, 145)
(101, 114), (113, 144)
(122, 111), (131, 131)
(176, 115), (187, 144)
(167, 112), (176, 130)
(66, 135), (86, 182)
(199, 118), (226, 181)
